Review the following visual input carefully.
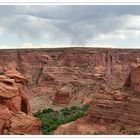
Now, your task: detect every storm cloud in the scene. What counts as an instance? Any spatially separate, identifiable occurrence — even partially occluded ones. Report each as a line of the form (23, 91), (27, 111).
(0, 5), (140, 47)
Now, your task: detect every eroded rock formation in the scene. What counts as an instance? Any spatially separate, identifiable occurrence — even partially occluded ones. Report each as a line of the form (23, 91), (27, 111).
(1, 48), (140, 134)
(0, 68), (41, 135)
(0, 49), (138, 106)
(53, 91), (70, 106)
(1, 48), (140, 112)
(53, 85), (71, 105)
(54, 65), (140, 135)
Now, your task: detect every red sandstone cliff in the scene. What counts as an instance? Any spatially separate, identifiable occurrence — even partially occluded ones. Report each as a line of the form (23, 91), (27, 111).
(1, 48), (140, 134)
(0, 48), (140, 112)
(54, 65), (140, 135)
(0, 68), (41, 135)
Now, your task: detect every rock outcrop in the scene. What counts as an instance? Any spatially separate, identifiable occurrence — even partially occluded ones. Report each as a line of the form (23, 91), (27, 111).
(0, 68), (41, 135)
(82, 96), (91, 105)
(54, 65), (140, 135)
(4, 112), (41, 135)
(53, 85), (72, 105)
(130, 65), (140, 94)
(0, 105), (12, 134)
(53, 91), (70, 106)
(54, 119), (107, 135)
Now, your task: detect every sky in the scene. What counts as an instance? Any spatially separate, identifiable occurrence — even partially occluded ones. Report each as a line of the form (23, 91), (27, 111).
(0, 5), (140, 49)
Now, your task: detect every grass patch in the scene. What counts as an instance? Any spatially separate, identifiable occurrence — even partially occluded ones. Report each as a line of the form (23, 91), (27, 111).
(33, 105), (89, 135)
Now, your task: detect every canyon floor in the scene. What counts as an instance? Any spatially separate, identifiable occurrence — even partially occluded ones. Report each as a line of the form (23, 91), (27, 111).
(1, 47), (140, 135)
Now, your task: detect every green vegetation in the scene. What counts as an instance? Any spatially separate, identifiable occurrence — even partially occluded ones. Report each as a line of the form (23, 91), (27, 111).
(0, 72), (5, 75)
(33, 105), (89, 135)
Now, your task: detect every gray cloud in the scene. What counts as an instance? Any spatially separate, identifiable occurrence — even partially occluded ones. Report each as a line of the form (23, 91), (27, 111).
(0, 5), (140, 45)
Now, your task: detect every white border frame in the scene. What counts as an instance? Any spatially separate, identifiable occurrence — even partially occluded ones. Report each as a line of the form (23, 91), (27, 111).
(0, 0), (140, 139)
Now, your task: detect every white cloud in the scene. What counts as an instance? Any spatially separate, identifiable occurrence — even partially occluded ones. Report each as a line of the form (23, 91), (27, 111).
(96, 33), (127, 40)
(125, 15), (140, 28)
(0, 6), (140, 48)
(0, 42), (133, 49)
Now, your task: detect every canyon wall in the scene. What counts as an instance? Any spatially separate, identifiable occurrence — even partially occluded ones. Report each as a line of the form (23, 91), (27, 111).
(54, 65), (140, 135)
(0, 48), (140, 111)
(1, 48), (140, 134)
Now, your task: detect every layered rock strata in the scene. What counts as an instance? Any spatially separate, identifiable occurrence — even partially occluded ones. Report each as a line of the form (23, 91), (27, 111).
(54, 65), (140, 135)
(0, 48), (138, 94)
(0, 48), (140, 111)
(53, 91), (70, 106)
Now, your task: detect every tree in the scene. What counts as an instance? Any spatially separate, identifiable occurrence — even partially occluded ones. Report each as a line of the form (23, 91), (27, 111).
(70, 106), (79, 110)
(42, 108), (54, 114)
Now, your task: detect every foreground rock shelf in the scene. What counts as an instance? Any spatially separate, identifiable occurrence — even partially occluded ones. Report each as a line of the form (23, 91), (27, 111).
(0, 68), (41, 135)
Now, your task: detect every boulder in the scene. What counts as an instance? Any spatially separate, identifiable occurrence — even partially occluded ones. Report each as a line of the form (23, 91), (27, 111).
(0, 105), (12, 134)
(5, 112), (41, 135)
(2, 96), (21, 114)
(4, 68), (27, 83)
(82, 96), (91, 105)
(0, 69), (41, 135)
(0, 75), (19, 99)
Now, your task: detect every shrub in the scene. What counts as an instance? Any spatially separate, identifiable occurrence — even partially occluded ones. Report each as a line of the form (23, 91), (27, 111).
(60, 107), (69, 112)
(42, 108), (54, 114)
(42, 129), (50, 135)
(76, 111), (84, 117)
(0, 72), (5, 75)
(61, 110), (71, 116)
(65, 117), (75, 123)
(49, 123), (59, 130)
(33, 111), (42, 118)
(70, 106), (79, 110)
(82, 104), (90, 112)
(60, 107), (72, 116)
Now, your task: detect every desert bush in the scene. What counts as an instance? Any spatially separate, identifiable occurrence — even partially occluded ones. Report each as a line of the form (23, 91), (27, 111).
(61, 110), (71, 116)
(42, 108), (54, 114)
(82, 104), (90, 112)
(60, 107), (72, 116)
(60, 107), (69, 112)
(70, 106), (79, 110)
(33, 111), (42, 118)
(0, 72), (5, 75)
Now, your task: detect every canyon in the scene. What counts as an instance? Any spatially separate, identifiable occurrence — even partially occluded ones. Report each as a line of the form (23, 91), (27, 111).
(0, 47), (140, 134)
(54, 65), (140, 135)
